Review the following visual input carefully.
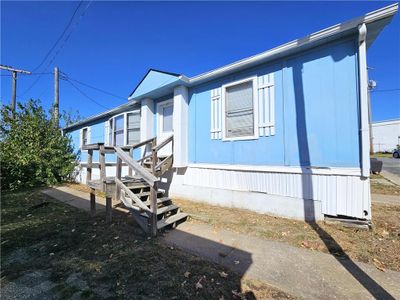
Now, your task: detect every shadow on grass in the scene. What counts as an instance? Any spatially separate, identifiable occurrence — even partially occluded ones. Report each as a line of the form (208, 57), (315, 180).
(1, 189), (258, 299)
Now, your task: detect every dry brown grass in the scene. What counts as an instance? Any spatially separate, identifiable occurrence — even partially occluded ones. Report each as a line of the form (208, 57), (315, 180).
(174, 198), (400, 272)
(1, 189), (296, 299)
(370, 174), (400, 196)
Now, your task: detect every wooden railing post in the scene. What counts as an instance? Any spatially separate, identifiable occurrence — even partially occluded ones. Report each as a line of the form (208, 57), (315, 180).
(87, 149), (96, 216)
(99, 145), (111, 223)
(150, 138), (158, 237)
(99, 145), (106, 191)
(128, 148), (134, 176)
(115, 157), (122, 201)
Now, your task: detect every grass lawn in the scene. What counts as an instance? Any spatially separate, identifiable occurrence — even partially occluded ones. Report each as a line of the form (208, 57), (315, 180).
(370, 153), (393, 158)
(174, 199), (400, 273)
(1, 189), (294, 300)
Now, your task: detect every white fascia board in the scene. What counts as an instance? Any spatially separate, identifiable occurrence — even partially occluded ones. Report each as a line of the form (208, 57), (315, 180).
(188, 3), (398, 86)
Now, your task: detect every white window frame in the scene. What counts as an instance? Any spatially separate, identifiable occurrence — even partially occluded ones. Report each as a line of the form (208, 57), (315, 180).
(80, 126), (90, 148)
(157, 99), (174, 135)
(126, 111), (141, 146)
(107, 110), (140, 147)
(221, 76), (259, 141)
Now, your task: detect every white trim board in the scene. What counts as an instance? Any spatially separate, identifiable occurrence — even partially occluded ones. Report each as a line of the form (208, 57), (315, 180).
(187, 163), (362, 176)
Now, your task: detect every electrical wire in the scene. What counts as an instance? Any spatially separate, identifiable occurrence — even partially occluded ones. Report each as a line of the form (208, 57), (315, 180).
(63, 78), (110, 110)
(19, 1), (92, 97)
(32, 2), (83, 72)
(61, 72), (126, 100)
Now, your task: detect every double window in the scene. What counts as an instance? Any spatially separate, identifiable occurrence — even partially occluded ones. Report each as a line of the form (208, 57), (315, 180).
(106, 111), (141, 146)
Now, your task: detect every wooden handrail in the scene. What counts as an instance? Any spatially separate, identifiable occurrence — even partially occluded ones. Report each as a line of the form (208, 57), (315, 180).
(152, 135), (173, 152)
(124, 137), (156, 151)
(115, 178), (151, 213)
(155, 154), (173, 170)
(114, 147), (158, 187)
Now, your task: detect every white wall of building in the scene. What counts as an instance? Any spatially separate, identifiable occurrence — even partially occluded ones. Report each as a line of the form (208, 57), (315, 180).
(372, 119), (400, 153)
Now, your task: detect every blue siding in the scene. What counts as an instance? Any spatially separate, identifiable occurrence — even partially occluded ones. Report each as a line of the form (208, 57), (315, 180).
(188, 38), (361, 168)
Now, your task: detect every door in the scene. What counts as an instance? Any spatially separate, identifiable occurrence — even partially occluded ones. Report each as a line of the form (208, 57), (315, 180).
(157, 100), (173, 156)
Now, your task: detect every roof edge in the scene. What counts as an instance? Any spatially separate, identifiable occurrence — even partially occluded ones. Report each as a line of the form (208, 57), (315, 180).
(188, 3), (398, 85)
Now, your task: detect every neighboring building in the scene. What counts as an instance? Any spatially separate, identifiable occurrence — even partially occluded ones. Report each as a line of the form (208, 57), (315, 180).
(372, 119), (400, 153)
(64, 4), (398, 222)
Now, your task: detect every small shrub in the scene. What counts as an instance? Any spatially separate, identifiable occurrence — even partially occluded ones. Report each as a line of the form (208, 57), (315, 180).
(0, 100), (78, 190)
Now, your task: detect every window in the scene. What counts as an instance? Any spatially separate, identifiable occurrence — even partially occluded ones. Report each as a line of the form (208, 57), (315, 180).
(106, 111), (141, 146)
(82, 128), (88, 146)
(113, 115), (124, 146)
(223, 78), (256, 139)
(127, 112), (140, 145)
(162, 105), (173, 132)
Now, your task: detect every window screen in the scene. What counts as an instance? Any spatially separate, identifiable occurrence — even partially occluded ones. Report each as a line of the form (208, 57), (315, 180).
(163, 105), (173, 132)
(225, 81), (254, 138)
(114, 115), (124, 146)
(82, 128), (88, 145)
(127, 112), (140, 145)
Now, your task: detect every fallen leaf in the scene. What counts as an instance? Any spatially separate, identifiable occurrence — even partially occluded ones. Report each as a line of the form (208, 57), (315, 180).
(301, 241), (310, 248)
(234, 260), (240, 265)
(195, 281), (203, 289)
(219, 271), (228, 278)
(184, 271), (191, 278)
(49, 252), (54, 256)
(232, 290), (246, 299)
(114, 236), (119, 240)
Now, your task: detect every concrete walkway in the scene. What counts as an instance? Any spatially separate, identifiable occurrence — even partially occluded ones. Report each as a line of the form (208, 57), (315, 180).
(42, 186), (124, 213)
(372, 193), (400, 205)
(163, 222), (400, 300)
(43, 186), (400, 299)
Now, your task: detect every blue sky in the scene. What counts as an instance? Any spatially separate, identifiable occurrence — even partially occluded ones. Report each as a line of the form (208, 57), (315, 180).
(1, 1), (399, 123)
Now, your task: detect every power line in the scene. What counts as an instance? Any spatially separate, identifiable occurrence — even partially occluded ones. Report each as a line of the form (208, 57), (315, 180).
(61, 72), (126, 100)
(32, 2), (83, 72)
(64, 78), (110, 110)
(19, 1), (92, 97)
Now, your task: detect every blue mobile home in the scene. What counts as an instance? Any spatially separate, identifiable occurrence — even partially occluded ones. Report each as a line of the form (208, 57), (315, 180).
(64, 4), (398, 221)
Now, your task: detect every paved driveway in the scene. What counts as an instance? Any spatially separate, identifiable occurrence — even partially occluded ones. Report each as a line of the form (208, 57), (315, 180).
(374, 157), (400, 186)
(380, 157), (400, 176)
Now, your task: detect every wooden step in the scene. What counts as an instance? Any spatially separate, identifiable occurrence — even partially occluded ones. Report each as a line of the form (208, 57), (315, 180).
(157, 212), (188, 230)
(128, 184), (149, 191)
(139, 204), (179, 218)
(136, 191), (163, 198)
(157, 204), (179, 215)
(142, 197), (171, 207)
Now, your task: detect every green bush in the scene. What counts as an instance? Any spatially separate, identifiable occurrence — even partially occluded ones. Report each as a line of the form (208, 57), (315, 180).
(0, 100), (78, 191)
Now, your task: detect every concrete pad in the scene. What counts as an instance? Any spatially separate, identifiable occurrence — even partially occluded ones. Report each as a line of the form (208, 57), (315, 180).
(371, 194), (400, 205)
(163, 222), (400, 300)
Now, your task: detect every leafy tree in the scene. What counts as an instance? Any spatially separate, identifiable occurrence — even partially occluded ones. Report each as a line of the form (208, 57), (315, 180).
(0, 100), (78, 191)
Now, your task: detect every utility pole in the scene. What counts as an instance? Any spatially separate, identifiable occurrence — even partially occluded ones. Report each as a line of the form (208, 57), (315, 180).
(53, 67), (59, 125)
(0, 65), (31, 112)
(368, 79), (377, 154)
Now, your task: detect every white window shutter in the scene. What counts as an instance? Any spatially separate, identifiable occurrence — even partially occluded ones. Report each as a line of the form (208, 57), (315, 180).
(258, 73), (275, 136)
(79, 129), (83, 147)
(104, 121), (109, 145)
(210, 87), (222, 139)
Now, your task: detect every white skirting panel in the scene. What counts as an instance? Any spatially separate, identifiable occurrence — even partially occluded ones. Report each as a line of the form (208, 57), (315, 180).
(169, 164), (371, 220)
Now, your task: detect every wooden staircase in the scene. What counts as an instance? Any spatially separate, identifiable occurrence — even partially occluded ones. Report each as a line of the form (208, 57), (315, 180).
(82, 135), (188, 236)
(118, 179), (187, 234)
